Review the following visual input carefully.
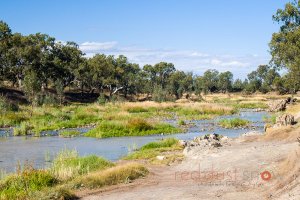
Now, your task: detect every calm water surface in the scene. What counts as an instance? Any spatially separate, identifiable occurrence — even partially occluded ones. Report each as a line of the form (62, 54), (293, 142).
(0, 110), (269, 173)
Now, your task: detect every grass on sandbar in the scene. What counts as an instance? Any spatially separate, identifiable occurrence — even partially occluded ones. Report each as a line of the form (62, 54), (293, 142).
(218, 118), (250, 128)
(124, 138), (184, 165)
(85, 118), (181, 138)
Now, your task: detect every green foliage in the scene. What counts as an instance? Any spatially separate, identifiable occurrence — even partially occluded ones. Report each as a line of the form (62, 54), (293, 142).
(23, 70), (42, 106)
(269, 1), (300, 93)
(178, 119), (186, 125)
(0, 96), (19, 112)
(218, 118), (250, 128)
(124, 138), (183, 163)
(51, 149), (114, 181)
(234, 102), (268, 109)
(13, 122), (32, 136)
(85, 119), (180, 138)
(0, 166), (57, 200)
(0, 112), (28, 127)
(152, 86), (172, 102)
(140, 138), (179, 150)
(97, 93), (107, 105)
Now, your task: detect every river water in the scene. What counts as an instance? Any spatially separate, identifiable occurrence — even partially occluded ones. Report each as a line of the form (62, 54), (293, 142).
(0, 110), (268, 173)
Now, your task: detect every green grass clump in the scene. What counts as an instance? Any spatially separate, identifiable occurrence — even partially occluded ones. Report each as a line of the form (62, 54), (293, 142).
(13, 122), (33, 136)
(234, 102), (268, 109)
(0, 112), (28, 127)
(51, 149), (114, 181)
(0, 167), (57, 200)
(85, 119), (181, 138)
(72, 163), (148, 189)
(178, 119), (186, 125)
(126, 107), (149, 113)
(219, 118), (250, 128)
(124, 138), (183, 164)
(140, 138), (179, 150)
(59, 130), (81, 138)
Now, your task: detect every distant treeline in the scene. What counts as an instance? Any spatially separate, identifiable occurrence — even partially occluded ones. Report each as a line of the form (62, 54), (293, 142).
(0, 7), (300, 104)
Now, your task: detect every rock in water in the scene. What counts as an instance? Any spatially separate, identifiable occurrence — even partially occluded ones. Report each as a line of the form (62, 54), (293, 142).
(275, 114), (295, 126)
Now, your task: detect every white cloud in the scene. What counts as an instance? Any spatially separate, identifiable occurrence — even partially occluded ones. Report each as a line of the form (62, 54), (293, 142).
(79, 41), (270, 79)
(80, 41), (117, 52)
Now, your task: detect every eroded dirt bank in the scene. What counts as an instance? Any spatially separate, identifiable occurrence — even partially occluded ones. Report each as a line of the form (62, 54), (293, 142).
(80, 118), (300, 200)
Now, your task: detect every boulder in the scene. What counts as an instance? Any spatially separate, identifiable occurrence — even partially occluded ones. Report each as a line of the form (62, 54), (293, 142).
(268, 99), (288, 112)
(275, 114), (295, 126)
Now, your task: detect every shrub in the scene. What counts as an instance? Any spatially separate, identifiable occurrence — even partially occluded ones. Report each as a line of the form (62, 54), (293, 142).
(97, 94), (107, 105)
(0, 96), (19, 112)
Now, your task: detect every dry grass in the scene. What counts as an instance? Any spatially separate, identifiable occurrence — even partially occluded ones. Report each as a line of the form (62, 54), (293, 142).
(72, 163), (148, 189)
(262, 125), (300, 142)
(267, 148), (300, 198)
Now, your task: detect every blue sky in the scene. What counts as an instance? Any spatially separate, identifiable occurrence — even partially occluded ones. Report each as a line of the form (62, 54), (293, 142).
(1, 0), (287, 78)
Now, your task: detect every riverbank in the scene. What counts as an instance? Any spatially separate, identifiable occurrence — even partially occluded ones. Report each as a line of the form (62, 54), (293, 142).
(80, 102), (300, 200)
(81, 125), (300, 200)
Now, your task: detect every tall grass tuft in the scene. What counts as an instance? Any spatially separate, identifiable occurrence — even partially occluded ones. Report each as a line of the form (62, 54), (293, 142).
(0, 165), (57, 200)
(13, 122), (32, 136)
(51, 149), (114, 181)
(219, 118), (250, 128)
(72, 163), (148, 189)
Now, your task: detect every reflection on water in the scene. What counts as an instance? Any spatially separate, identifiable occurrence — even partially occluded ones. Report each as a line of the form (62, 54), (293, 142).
(0, 110), (268, 173)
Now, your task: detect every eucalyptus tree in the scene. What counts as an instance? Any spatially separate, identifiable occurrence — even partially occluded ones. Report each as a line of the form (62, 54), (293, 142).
(218, 71), (233, 93)
(202, 69), (219, 93)
(270, 0), (300, 93)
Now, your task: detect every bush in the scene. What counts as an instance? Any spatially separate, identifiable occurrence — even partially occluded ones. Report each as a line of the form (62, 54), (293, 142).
(0, 96), (19, 112)
(152, 86), (173, 102)
(97, 93), (107, 105)
(38, 94), (59, 106)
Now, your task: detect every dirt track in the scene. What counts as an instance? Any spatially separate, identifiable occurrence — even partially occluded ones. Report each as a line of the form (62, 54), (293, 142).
(80, 132), (300, 200)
